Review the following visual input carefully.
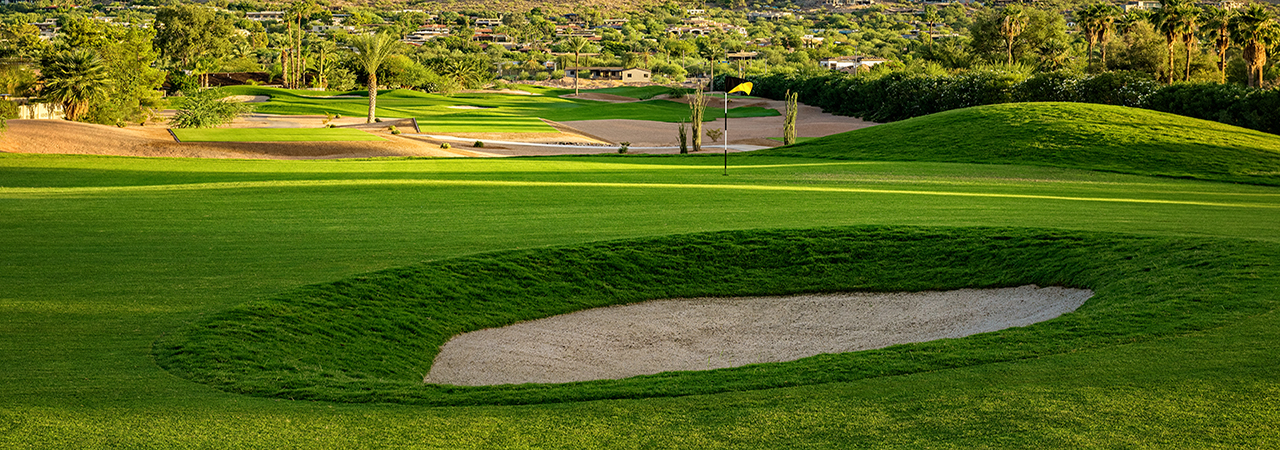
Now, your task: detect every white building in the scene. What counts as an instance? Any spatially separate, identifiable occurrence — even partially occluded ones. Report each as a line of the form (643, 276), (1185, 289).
(819, 55), (888, 71)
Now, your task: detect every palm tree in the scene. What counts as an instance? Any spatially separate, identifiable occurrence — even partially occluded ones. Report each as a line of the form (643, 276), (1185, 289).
(1155, 0), (1201, 82)
(1201, 6), (1234, 84)
(1231, 5), (1280, 88)
(349, 33), (401, 123)
(565, 36), (589, 96)
(999, 6), (1028, 65)
(1174, 3), (1202, 81)
(1077, 4), (1101, 67)
(39, 49), (111, 122)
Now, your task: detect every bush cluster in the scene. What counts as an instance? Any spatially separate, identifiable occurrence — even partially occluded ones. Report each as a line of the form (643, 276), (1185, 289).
(725, 71), (1279, 134)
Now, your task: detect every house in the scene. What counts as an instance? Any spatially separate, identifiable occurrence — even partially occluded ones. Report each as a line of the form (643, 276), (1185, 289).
(31, 19), (57, 40)
(246, 11), (285, 22)
(564, 67), (652, 83)
(747, 11), (792, 21)
(602, 18), (629, 29)
(311, 24), (355, 34)
(819, 55), (888, 71)
(727, 51), (758, 61)
(475, 17), (503, 27)
(1123, 1), (1161, 11)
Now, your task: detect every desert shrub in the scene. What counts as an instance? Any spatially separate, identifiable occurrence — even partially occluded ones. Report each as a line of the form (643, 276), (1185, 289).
(1143, 83), (1280, 134)
(1016, 70), (1081, 102)
(168, 88), (255, 129)
(473, 140), (484, 147)
(1073, 71), (1160, 107)
(440, 142), (451, 149)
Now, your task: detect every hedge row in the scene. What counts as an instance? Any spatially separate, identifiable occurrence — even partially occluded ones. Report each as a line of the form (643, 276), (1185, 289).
(720, 70), (1280, 135)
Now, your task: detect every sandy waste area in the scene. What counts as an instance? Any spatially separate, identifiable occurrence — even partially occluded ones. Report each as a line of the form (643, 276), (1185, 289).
(427, 285), (1092, 386)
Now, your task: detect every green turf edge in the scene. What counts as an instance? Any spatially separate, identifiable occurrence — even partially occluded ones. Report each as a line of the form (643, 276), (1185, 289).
(153, 225), (1280, 407)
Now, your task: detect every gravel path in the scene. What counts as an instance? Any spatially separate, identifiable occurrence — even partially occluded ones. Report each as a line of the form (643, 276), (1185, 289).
(427, 285), (1092, 386)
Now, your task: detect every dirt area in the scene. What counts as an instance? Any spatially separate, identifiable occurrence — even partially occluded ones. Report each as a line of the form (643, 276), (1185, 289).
(226, 95), (269, 103)
(426, 285), (1093, 386)
(564, 96), (878, 147)
(0, 120), (468, 159)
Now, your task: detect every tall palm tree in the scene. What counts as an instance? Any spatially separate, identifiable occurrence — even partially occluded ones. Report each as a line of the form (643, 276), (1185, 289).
(565, 36), (589, 96)
(349, 33), (401, 123)
(1201, 6), (1235, 84)
(1174, 3), (1202, 81)
(39, 49), (111, 122)
(1154, 0), (1185, 83)
(1231, 5), (1280, 88)
(999, 6), (1028, 65)
(1077, 4), (1102, 67)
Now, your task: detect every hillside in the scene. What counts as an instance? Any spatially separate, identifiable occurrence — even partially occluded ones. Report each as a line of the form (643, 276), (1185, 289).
(759, 102), (1280, 186)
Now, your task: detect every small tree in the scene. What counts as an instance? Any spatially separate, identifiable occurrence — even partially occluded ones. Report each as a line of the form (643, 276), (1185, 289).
(688, 89), (706, 152)
(783, 90), (798, 145)
(169, 88), (255, 128)
(39, 49), (112, 122)
(677, 120), (689, 154)
(349, 33), (402, 123)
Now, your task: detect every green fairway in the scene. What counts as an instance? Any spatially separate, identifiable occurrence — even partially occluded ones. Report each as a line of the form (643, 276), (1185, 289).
(223, 86), (779, 134)
(171, 127), (387, 142)
(3, 102), (1280, 447)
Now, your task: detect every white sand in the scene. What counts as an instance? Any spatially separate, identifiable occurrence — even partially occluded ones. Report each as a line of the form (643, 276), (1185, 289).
(427, 285), (1092, 386)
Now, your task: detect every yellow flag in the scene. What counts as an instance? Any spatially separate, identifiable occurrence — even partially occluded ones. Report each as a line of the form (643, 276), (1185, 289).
(728, 82), (753, 95)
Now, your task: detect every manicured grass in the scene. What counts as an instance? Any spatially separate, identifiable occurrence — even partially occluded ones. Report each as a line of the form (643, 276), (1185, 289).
(761, 102), (1280, 186)
(3, 104), (1280, 447)
(222, 86), (777, 134)
(157, 226), (1279, 407)
(171, 127), (386, 142)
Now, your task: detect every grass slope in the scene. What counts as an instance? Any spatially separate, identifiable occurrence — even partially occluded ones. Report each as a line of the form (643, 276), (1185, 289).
(156, 226), (1279, 407)
(172, 128), (385, 142)
(223, 86), (778, 134)
(759, 102), (1280, 186)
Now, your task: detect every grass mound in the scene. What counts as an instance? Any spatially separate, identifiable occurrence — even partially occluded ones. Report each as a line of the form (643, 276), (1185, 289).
(155, 226), (1279, 407)
(758, 102), (1280, 185)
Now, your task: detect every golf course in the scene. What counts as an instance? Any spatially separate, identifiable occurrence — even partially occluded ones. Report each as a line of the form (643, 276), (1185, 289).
(2, 101), (1279, 447)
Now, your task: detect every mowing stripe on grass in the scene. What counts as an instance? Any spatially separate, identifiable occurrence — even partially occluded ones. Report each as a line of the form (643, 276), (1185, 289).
(3, 179), (1276, 208)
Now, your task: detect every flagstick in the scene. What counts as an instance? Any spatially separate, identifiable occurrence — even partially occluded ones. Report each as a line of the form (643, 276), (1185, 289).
(723, 91), (729, 176)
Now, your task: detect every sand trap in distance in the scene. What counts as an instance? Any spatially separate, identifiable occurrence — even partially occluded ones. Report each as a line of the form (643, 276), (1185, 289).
(427, 285), (1092, 386)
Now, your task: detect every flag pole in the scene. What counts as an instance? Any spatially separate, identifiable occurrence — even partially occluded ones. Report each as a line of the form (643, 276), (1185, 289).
(723, 88), (729, 176)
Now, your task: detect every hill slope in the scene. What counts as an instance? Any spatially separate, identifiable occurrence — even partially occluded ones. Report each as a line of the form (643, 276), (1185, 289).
(759, 102), (1280, 185)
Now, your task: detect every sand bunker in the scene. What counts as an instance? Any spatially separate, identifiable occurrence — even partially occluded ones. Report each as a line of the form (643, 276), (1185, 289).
(427, 285), (1091, 386)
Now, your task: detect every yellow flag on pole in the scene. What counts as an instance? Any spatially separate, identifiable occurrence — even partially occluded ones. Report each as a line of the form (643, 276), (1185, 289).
(728, 82), (753, 95)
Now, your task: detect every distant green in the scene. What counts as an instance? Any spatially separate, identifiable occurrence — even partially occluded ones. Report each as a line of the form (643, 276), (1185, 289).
(222, 86), (778, 134)
(172, 128), (386, 142)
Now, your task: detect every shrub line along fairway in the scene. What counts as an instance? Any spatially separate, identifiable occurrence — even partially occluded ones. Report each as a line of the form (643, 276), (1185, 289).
(170, 127), (386, 142)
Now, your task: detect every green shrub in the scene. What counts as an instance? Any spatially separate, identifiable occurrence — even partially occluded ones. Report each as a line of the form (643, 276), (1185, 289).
(440, 142), (451, 149)
(168, 88), (255, 129)
(473, 140), (484, 147)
